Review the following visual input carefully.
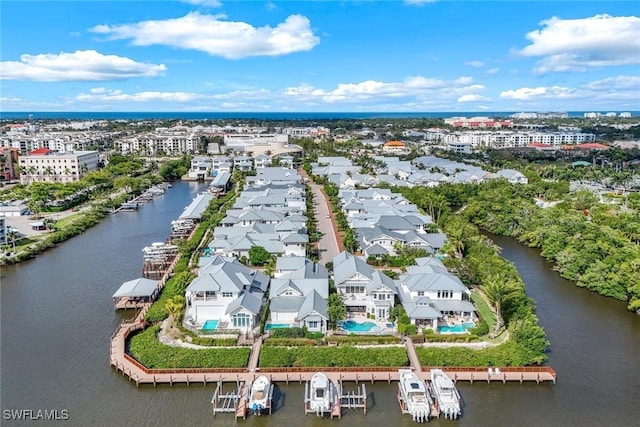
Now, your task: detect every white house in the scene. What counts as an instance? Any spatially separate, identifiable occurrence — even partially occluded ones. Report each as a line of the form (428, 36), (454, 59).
(332, 251), (397, 321)
(269, 257), (329, 333)
(396, 257), (476, 330)
(184, 255), (269, 332)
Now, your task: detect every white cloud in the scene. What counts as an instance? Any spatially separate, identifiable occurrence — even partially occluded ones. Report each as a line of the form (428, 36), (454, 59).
(517, 14), (640, 73)
(499, 86), (577, 100)
(500, 76), (640, 103)
(457, 94), (491, 103)
(91, 12), (319, 59)
(584, 75), (640, 91)
(180, 0), (222, 7)
(486, 67), (500, 75)
(464, 60), (485, 68)
(285, 75), (484, 104)
(266, 1), (276, 11)
(76, 88), (202, 103)
(404, 0), (437, 6)
(0, 50), (166, 81)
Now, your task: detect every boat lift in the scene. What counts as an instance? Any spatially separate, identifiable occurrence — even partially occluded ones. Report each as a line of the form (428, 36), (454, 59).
(211, 380), (247, 419)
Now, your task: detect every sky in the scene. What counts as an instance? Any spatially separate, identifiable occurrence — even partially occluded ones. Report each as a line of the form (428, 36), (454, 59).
(1, 0), (639, 113)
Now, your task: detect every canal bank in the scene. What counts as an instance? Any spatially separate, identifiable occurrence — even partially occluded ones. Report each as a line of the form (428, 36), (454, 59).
(2, 185), (639, 426)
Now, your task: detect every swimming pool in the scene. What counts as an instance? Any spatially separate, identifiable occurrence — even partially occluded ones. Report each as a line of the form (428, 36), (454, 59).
(438, 322), (475, 334)
(201, 319), (219, 331)
(340, 320), (382, 333)
(265, 323), (290, 331)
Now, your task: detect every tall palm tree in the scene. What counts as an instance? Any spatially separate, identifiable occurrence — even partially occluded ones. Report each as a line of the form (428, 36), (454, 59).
(480, 274), (520, 334)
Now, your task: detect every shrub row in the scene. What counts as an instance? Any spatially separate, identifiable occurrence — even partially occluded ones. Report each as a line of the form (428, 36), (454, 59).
(258, 346), (409, 368)
(129, 325), (250, 368)
(330, 335), (402, 345)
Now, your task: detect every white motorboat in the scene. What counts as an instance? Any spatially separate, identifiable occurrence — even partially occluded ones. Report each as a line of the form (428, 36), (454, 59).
(306, 372), (334, 415)
(398, 369), (432, 423)
(248, 375), (271, 415)
(430, 369), (462, 419)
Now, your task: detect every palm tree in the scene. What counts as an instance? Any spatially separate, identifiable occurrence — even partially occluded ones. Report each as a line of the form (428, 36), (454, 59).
(6, 230), (22, 254)
(480, 274), (520, 335)
(164, 295), (186, 327)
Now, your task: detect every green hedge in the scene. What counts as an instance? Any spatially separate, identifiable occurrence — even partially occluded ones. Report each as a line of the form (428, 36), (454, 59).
(263, 338), (320, 347)
(417, 338), (534, 367)
(330, 335), (402, 345)
(129, 325), (250, 368)
(422, 332), (481, 343)
(259, 346), (409, 368)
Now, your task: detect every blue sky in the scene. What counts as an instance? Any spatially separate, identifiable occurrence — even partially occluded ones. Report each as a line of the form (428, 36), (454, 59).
(1, 0), (639, 112)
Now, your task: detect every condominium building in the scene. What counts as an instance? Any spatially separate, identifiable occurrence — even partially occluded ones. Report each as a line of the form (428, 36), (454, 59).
(18, 149), (100, 184)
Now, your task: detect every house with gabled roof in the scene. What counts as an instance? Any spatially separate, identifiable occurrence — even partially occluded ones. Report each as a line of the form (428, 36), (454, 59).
(184, 255), (270, 332)
(332, 251), (397, 321)
(269, 257), (329, 332)
(395, 257), (476, 330)
(495, 169), (528, 184)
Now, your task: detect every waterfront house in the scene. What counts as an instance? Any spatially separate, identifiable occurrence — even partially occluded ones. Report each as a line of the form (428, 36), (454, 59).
(396, 257), (476, 330)
(184, 255), (269, 332)
(188, 156), (212, 180)
(332, 251), (397, 321)
(269, 257), (329, 333)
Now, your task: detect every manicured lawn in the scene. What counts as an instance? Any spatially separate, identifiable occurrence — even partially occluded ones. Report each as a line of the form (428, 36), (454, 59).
(471, 289), (496, 332)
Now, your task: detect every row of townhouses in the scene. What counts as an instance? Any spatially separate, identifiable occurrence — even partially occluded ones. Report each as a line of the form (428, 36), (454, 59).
(186, 153), (297, 180)
(313, 156), (528, 190)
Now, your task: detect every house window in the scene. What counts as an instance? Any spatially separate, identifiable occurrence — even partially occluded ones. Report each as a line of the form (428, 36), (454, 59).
(437, 290), (452, 299)
(308, 321), (318, 329)
(284, 291), (293, 296)
(205, 291), (217, 299)
(417, 291), (424, 296)
(222, 292), (233, 298)
(232, 313), (251, 328)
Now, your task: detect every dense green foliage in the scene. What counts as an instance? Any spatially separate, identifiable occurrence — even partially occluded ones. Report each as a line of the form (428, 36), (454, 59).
(248, 245), (271, 266)
(258, 346), (409, 368)
(158, 156), (191, 180)
(457, 179), (640, 313)
(129, 325), (250, 368)
(416, 335), (545, 367)
(144, 271), (195, 323)
(397, 186), (550, 364)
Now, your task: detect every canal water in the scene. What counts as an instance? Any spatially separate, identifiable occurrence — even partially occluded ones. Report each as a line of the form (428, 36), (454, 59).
(1, 183), (639, 426)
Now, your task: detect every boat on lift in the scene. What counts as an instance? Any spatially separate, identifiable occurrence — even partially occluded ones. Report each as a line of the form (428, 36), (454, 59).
(430, 369), (462, 419)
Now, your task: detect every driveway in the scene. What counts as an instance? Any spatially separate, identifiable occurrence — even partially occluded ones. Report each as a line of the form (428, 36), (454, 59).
(307, 180), (340, 265)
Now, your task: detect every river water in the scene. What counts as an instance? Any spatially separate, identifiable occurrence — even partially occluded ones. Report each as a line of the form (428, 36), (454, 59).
(1, 183), (639, 426)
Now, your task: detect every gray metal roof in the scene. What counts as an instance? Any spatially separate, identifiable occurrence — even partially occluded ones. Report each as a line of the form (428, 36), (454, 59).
(113, 278), (158, 298)
(298, 290), (328, 320)
(225, 291), (263, 315)
(179, 193), (213, 219)
(434, 300), (476, 313)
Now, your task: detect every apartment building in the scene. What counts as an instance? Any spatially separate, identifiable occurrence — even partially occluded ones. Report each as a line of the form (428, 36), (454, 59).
(18, 149), (100, 184)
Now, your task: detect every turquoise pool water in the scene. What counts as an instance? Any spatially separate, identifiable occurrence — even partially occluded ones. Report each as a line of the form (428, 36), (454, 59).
(438, 322), (475, 334)
(265, 323), (290, 331)
(340, 320), (381, 333)
(201, 319), (219, 331)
